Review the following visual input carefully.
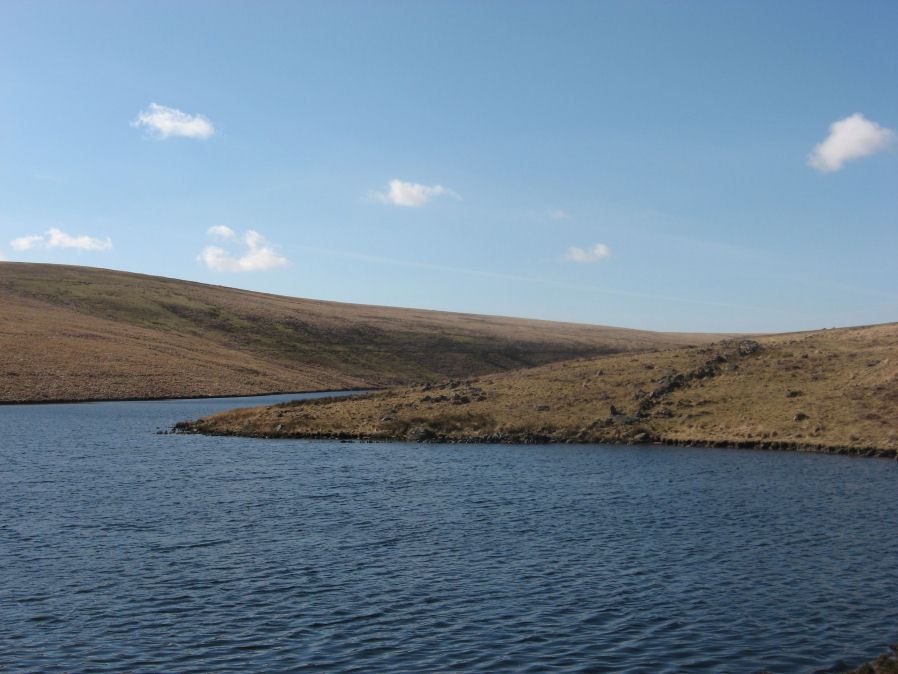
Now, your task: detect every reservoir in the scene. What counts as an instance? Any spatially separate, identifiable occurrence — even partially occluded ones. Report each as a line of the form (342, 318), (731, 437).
(1, 393), (896, 673)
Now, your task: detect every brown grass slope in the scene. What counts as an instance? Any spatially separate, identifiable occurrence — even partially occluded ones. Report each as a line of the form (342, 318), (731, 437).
(0, 262), (718, 402)
(180, 322), (898, 457)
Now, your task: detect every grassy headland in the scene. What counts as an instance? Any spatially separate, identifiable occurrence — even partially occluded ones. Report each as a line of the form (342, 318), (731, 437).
(0, 262), (718, 403)
(178, 322), (898, 457)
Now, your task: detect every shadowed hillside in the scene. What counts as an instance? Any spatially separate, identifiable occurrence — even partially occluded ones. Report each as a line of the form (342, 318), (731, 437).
(0, 263), (719, 403)
(180, 322), (898, 457)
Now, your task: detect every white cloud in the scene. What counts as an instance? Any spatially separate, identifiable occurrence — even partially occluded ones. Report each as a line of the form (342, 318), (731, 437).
(198, 228), (289, 272)
(132, 103), (215, 140)
(548, 209), (570, 220)
(45, 228), (113, 251)
(10, 228), (112, 252)
(208, 225), (236, 239)
(10, 235), (45, 251)
(808, 113), (896, 172)
(565, 243), (611, 263)
(372, 179), (460, 207)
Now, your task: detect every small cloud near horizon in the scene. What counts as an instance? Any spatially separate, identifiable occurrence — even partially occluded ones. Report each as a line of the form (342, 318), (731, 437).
(565, 243), (611, 263)
(199, 227), (289, 272)
(372, 179), (460, 207)
(548, 209), (570, 220)
(10, 228), (112, 252)
(132, 103), (215, 140)
(808, 113), (895, 172)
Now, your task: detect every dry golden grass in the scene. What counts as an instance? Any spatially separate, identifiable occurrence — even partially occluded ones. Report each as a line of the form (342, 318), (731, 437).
(181, 322), (898, 457)
(0, 262), (718, 402)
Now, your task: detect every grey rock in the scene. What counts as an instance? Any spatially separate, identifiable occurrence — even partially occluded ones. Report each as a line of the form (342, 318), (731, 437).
(406, 427), (435, 442)
(737, 339), (761, 356)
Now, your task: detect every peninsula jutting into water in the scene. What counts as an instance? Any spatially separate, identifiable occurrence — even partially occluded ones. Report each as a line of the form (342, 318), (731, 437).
(179, 322), (898, 459)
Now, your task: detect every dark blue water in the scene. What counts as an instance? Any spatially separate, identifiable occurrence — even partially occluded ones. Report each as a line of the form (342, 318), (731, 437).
(1, 393), (896, 673)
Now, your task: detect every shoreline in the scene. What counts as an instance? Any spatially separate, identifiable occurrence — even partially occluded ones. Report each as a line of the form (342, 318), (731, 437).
(0, 387), (375, 407)
(172, 423), (898, 460)
(169, 327), (898, 461)
(843, 645), (898, 673)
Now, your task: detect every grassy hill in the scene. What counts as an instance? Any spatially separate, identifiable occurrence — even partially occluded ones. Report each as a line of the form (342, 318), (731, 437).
(0, 262), (718, 403)
(179, 322), (898, 458)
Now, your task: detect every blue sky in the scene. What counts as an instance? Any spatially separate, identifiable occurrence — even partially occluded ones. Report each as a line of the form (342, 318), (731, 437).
(1, 1), (896, 332)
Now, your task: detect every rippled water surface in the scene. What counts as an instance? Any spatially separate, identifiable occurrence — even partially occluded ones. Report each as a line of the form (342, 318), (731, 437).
(1, 393), (897, 673)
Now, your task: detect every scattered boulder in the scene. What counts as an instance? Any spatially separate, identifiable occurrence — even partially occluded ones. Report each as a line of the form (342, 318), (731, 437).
(786, 389), (803, 398)
(535, 404), (550, 412)
(737, 339), (761, 356)
(406, 427), (436, 442)
(693, 363), (718, 379)
(651, 373), (686, 399)
(793, 412), (809, 421)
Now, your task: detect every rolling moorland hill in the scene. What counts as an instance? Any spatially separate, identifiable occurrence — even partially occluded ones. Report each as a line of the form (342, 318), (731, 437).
(179, 322), (898, 457)
(0, 262), (720, 403)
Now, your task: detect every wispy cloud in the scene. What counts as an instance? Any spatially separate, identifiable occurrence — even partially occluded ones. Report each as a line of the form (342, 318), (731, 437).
(10, 228), (112, 252)
(132, 103), (215, 140)
(548, 209), (570, 220)
(294, 244), (797, 315)
(208, 225), (237, 239)
(565, 243), (611, 263)
(371, 179), (460, 207)
(199, 228), (289, 272)
(808, 113), (895, 172)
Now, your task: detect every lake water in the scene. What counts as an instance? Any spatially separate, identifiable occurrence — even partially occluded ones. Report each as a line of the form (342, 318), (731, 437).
(1, 392), (896, 674)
